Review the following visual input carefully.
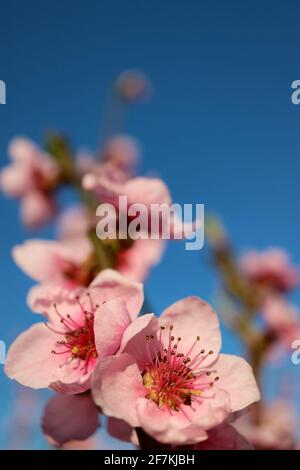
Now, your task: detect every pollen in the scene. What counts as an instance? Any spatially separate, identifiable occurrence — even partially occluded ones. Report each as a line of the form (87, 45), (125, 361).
(47, 294), (98, 375)
(142, 325), (219, 413)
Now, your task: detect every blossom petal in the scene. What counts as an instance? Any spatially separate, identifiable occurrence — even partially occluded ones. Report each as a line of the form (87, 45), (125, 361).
(5, 323), (61, 388)
(120, 314), (160, 368)
(135, 399), (208, 446)
(160, 296), (221, 366)
(90, 269), (143, 319)
(12, 240), (63, 282)
(94, 298), (131, 358)
(92, 353), (145, 427)
(213, 354), (260, 412)
(118, 239), (165, 282)
(27, 282), (84, 313)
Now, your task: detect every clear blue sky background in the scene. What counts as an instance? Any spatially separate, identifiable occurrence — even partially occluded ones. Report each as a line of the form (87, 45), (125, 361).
(0, 0), (300, 449)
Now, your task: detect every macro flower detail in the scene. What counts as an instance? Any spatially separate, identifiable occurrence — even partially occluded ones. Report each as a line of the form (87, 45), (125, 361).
(92, 297), (260, 445)
(49, 296), (98, 369)
(141, 327), (217, 412)
(5, 270), (144, 393)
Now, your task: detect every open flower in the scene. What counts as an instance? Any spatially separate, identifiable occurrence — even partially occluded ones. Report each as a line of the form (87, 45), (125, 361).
(0, 138), (60, 228)
(5, 270), (143, 393)
(92, 297), (260, 445)
(240, 248), (300, 294)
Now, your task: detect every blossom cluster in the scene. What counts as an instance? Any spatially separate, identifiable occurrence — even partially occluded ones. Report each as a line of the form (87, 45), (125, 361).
(1, 72), (299, 450)
(206, 218), (300, 449)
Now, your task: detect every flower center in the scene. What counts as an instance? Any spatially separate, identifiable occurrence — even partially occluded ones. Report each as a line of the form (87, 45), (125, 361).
(48, 294), (98, 375)
(142, 326), (219, 412)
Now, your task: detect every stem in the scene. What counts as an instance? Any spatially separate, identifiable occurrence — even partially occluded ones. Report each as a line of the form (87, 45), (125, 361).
(97, 83), (127, 156)
(88, 230), (114, 270)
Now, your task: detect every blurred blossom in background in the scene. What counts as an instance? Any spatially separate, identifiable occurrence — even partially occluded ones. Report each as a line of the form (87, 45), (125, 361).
(0, 0), (300, 449)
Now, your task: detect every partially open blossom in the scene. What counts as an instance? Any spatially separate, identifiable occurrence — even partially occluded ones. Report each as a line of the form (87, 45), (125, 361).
(240, 248), (300, 294)
(92, 297), (260, 445)
(261, 296), (300, 348)
(233, 401), (298, 450)
(13, 238), (93, 311)
(116, 69), (152, 102)
(83, 174), (198, 241)
(0, 138), (60, 228)
(83, 174), (171, 214)
(76, 134), (139, 184)
(42, 392), (99, 446)
(5, 269), (143, 393)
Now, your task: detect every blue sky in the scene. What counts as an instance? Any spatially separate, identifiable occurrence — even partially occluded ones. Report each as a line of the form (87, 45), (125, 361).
(0, 0), (300, 448)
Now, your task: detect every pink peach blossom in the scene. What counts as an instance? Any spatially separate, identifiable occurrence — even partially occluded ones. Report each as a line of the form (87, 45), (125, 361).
(76, 134), (139, 184)
(233, 401), (297, 450)
(92, 297), (260, 445)
(83, 174), (197, 240)
(5, 270), (143, 393)
(261, 296), (300, 348)
(83, 175), (171, 212)
(76, 154), (128, 186)
(240, 248), (300, 294)
(0, 138), (60, 228)
(12, 238), (93, 311)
